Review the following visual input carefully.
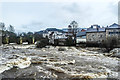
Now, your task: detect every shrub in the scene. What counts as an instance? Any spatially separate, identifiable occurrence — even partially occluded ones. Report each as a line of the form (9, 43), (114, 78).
(36, 38), (49, 48)
(65, 36), (74, 46)
(101, 37), (117, 52)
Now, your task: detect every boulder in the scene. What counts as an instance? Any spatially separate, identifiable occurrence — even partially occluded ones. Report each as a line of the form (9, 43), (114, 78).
(58, 47), (66, 51)
(110, 48), (120, 58)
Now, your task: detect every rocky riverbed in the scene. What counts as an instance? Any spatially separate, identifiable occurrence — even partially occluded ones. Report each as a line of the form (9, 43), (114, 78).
(0, 45), (120, 80)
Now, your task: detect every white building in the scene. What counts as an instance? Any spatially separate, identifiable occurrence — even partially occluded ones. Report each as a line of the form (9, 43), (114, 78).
(76, 30), (86, 43)
(42, 28), (67, 44)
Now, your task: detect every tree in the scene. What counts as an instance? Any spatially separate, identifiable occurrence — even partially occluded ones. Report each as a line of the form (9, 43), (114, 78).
(0, 22), (6, 31)
(69, 21), (78, 45)
(36, 38), (49, 48)
(8, 31), (17, 43)
(27, 32), (33, 36)
(65, 36), (74, 46)
(0, 23), (5, 45)
(27, 32), (34, 44)
(8, 25), (15, 32)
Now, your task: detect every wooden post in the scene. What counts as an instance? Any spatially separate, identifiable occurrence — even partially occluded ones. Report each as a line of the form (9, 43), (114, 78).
(20, 37), (22, 44)
(32, 37), (35, 44)
(6, 37), (9, 44)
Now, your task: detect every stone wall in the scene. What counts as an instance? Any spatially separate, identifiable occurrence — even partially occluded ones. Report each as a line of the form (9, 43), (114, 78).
(86, 29), (120, 47)
(106, 29), (120, 47)
(86, 32), (106, 44)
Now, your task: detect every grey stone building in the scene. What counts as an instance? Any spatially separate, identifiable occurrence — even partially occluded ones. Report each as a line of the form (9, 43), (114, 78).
(106, 23), (120, 47)
(86, 23), (120, 47)
(86, 25), (106, 44)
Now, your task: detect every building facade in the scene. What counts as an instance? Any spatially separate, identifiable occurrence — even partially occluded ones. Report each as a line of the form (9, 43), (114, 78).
(86, 25), (106, 44)
(106, 23), (120, 47)
(86, 32), (106, 44)
(86, 23), (120, 47)
(76, 29), (86, 43)
(42, 28), (67, 44)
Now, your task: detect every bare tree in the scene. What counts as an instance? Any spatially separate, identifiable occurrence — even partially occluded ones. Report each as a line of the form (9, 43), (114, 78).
(8, 25), (15, 33)
(70, 21), (78, 45)
(0, 22), (6, 31)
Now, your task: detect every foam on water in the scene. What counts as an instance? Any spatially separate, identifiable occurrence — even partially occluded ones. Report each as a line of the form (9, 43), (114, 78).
(0, 45), (119, 79)
(0, 54), (31, 74)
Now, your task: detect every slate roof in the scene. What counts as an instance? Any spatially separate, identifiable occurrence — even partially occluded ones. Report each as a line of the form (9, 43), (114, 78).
(35, 30), (48, 34)
(106, 23), (120, 29)
(77, 31), (86, 37)
(62, 28), (87, 32)
(86, 23), (120, 33)
(62, 28), (68, 32)
(86, 27), (105, 33)
(77, 28), (87, 31)
(46, 28), (65, 33)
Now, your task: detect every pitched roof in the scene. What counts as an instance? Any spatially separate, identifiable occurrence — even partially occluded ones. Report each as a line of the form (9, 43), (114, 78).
(62, 28), (68, 32)
(35, 30), (48, 34)
(77, 31), (86, 37)
(62, 28), (87, 32)
(106, 23), (120, 29)
(46, 28), (65, 33)
(86, 27), (105, 33)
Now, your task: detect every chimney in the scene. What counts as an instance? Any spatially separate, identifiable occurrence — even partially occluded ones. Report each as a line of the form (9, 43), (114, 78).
(97, 27), (99, 32)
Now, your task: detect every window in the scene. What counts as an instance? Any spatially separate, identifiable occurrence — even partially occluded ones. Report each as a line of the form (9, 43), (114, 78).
(100, 35), (103, 38)
(98, 40), (101, 43)
(102, 40), (104, 42)
(109, 32), (120, 34)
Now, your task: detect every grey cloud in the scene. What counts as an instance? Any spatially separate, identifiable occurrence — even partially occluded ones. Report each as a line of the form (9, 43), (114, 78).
(62, 3), (80, 13)
(1, 1), (118, 32)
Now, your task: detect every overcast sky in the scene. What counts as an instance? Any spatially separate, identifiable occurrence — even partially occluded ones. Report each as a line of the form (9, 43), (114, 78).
(0, 0), (118, 33)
